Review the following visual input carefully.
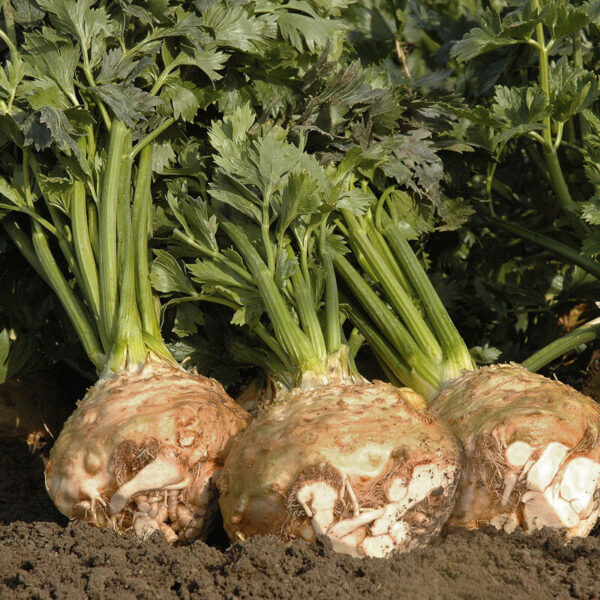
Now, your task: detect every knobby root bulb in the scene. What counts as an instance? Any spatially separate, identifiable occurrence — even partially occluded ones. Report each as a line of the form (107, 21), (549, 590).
(432, 364), (600, 537)
(218, 380), (463, 558)
(45, 362), (250, 544)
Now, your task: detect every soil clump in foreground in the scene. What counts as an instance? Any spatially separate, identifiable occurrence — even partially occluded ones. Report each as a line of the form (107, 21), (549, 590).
(1, 438), (600, 600)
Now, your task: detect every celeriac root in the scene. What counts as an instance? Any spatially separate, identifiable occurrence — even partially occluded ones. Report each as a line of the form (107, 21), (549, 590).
(432, 363), (600, 537)
(45, 361), (250, 544)
(218, 380), (463, 558)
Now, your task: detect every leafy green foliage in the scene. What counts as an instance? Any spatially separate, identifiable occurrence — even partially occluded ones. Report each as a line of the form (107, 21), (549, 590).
(0, 0), (347, 374)
(2, 0), (599, 388)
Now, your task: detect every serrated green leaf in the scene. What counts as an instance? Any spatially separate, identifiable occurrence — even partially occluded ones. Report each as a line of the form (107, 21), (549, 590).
(0, 55), (25, 106)
(208, 111), (249, 163)
(277, 172), (321, 236)
(251, 128), (301, 199)
(324, 231), (348, 257)
(451, 8), (523, 62)
(209, 172), (262, 223)
(543, 1), (591, 39)
(384, 189), (434, 238)
(187, 47), (229, 82)
(380, 159), (412, 186)
(469, 343), (502, 365)
(581, 232), (600, 257)
(18, 77), (70, 110)
(93, 84), (161, 127)
(150, 249), (196, 295)
(201, 2), (272, 52)
(491, 85), (549, 130)
(582, 197), (600, 225)
(276, 1), (342, 53)
(274, 249), (298, 288)
(386, 130), (445, 206)
(231, 299), (264, 327)
(36, 0), (114, 57)
(96, 47), (158, 85)
(336, 188), (373, 215)
(162, 81), (202, 122)
(548, 58), (600, 123)
(21, 33), (79, 105)
(13, 0), (46, 28)
(500, 1), (544, 40)
(182, 197), (219, 252)
(436, 196), (474, 231)
(493, 123), (545, 144)
(36, 174), (72, 215)
(153, 139), (177, 172)
(188, 259), (252, 291)
(173, 303), (205, 337)
(19, 106), (90, 176)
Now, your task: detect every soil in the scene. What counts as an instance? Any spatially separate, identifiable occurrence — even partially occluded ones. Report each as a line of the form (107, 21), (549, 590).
(2, 440), (600, 600)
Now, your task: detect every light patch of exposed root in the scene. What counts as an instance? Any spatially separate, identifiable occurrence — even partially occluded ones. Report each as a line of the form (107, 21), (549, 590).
(286, 460), (458, 558)
(467, 435), (600, 537)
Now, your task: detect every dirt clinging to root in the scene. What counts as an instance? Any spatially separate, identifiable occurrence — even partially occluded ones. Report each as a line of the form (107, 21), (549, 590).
(2, 439), (600, 600)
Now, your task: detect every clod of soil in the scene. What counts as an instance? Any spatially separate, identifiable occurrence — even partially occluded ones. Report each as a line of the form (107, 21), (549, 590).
(2, 439), (600, 600)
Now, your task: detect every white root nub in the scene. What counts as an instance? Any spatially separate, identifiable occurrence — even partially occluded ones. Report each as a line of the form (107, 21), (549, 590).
(522, 487), (579, 529)
(390, 520), (409, 544)
(505, 441), (534, 468)
(359, 534), (395, 558)
(386, 478), (408, 502)
(407, 464), (449, 502)
(296, 482), (339, 534)
(370, 503), (401, 536)
(109, 455), (186, 514)
(526, 442), (569, 493)
(327, 508), (385, 539)
(490, 513), (519, 534)
(560, 457), (600, 513)
(512, 445), (600, 533)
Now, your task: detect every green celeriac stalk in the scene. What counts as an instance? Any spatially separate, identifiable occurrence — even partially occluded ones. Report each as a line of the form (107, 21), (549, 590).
(338, 197), (599, 392)
(2, 120), (172, 375)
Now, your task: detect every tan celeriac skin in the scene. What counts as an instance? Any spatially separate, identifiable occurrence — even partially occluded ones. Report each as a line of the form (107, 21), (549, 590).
(218, 379), (463, 558)
(45, 361), (250, 544)
(431, 363), (600, 537)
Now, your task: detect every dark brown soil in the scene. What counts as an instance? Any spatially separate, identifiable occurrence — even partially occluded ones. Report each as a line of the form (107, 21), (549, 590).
(2, 441), (600, 600)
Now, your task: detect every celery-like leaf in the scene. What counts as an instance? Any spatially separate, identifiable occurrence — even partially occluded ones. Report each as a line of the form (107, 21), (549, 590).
(150, 250), (197, 296)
